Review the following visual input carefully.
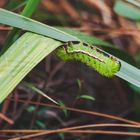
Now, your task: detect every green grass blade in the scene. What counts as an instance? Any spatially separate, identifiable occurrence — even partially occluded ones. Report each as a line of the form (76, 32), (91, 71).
(0, 32), (61, 103)
(21, 0), (40, 17)
(126, 0), (140, 8)
(116, 60), (140, 87)
(5, 0), (27, 11)
(114, 0), (140, 20)
(57, 27), (114, 47)
(3, 0), (40, 51)
(0, 8), (79, 42)
(24, 82), (58, 104)
(0, 8), (140, 89)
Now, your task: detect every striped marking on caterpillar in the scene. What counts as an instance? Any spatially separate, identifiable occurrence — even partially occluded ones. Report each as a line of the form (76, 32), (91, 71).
(56, 41), (121, 77)
(64, 42), (105, 63)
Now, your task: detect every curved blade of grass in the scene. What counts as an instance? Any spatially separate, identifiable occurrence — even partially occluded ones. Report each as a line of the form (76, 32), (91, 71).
(78, 95), (95, 101)
(21, 0), (40, 17)
(0, 8), (140, 89)
(24, 82), (58, 104)
(0, 32), (61, 103)
(114, 0), (140, 20)
(0, 8), (79, 42)
(3, 0), (40, 50)
(56, 27), (114, 47)
(126, 0), (140, 8)
(116, 59), (140, 87)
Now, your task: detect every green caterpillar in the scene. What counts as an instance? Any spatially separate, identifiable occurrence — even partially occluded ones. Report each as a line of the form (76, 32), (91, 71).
(56, 41), (121, 77)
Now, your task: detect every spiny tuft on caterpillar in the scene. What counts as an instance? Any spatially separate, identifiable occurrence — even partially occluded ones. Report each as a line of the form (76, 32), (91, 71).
(55, 41), (121, 77)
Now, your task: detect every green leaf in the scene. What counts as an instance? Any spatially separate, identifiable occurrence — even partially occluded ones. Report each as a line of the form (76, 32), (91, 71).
(0, 32), (61, 103)
(58, 101), (68, 117)
(76, 79), (82, 91)
(3, 0), (40, 52)
(58, 133), (65, 140)
(21, 0), (40, 17)
(0, 8), (79, 42)
(129, 84), (140, 94)
(26, 105), (36, 113)
(114, 0), (140, 20)
(78, 95), (95, 101)
(57, 27), (114, 47)
(36, 121), (46, 128)
(24, 82), (58, 104)
(1, 8), (140, 92)
(126, 0), (140, 8)
(5, 0), (27, 11)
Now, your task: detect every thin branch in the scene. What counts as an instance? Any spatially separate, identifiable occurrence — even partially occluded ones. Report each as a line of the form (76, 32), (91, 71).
(9, 98), (140, 125)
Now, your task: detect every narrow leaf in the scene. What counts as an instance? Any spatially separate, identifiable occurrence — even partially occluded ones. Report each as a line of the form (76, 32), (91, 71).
(114, 0), (140, 20)
(0, 32), (61, 103)
(78, 95), (95, 101)
(1, 9), (140, 89)
(25, 82), (58, 104)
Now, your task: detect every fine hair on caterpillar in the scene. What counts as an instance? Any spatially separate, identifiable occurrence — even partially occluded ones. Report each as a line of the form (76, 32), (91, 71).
(55, 41), (121, 77)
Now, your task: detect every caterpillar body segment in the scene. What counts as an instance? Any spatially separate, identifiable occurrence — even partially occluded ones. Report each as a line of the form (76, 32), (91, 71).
(56, 41), (121, 77)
